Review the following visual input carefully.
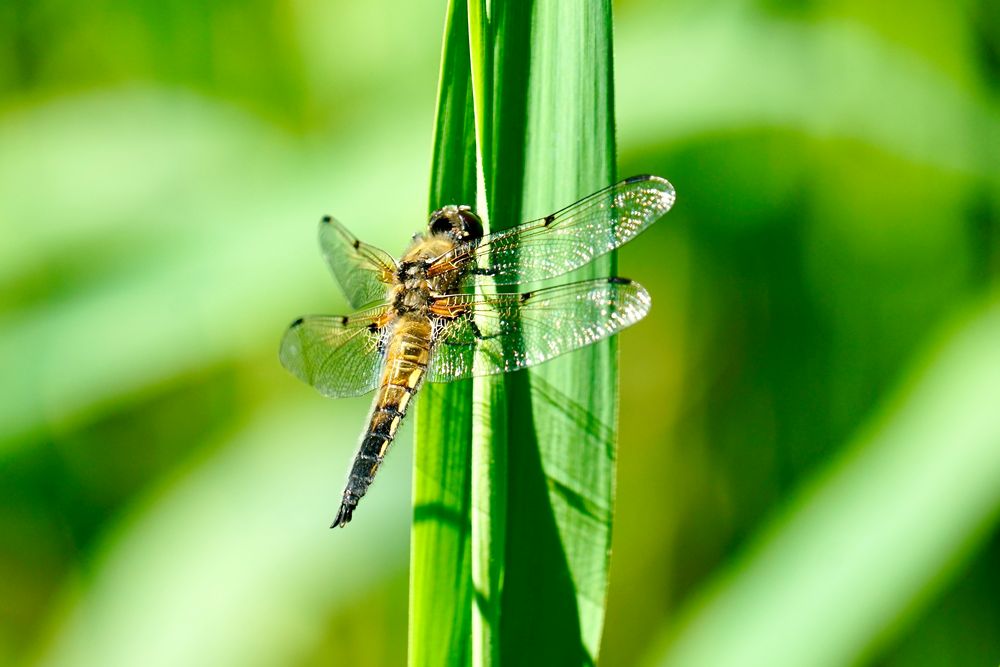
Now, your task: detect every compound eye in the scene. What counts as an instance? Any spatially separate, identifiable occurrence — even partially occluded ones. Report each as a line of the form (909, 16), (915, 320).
(429, 215), (454, 236)
(428, 206), (458, 236)
(457, 209), (484, 241)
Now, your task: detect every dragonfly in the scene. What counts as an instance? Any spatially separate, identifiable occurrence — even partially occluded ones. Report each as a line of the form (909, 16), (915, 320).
(280, 174), (676, 528)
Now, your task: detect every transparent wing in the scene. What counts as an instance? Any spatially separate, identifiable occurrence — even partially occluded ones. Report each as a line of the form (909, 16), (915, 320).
(279, 306), (390, 398)
(427, 277), (651, 382)
(319, 217), (397, 309)
(427, 175), (675, 286)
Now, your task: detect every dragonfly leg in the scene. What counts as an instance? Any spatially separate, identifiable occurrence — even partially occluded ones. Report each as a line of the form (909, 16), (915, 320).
(468, 317), (485, 340)
(441, 313), (501, 346)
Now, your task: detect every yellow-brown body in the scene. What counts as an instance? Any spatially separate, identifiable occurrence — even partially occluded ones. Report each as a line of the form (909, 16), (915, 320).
(331, 222), (474, 527)
(285, 175), (674, 528)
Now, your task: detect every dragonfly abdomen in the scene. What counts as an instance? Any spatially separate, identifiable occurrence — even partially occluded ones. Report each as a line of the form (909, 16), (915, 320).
(331, 317), (433, 528)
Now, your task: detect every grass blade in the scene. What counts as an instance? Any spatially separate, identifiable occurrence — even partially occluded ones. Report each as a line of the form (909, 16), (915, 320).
(409, 2), (477, 665)
(467, 3), (505, 665)
(411, 1), (618, 664)
(473, 1), (619, 664)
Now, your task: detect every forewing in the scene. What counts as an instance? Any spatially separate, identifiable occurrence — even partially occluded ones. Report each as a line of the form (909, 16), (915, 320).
(279, 306), (389, 398)
(319, 217), (397, 309)
(428, 175), (674, 286)
(427, 278), (651, 382)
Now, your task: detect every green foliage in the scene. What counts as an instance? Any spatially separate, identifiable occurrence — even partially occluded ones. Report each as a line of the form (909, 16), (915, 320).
(1, 1), (999, 667)
(410, 1), (476, 663)
(411, 1), (617, 664)
(647, 292), (1000, 667)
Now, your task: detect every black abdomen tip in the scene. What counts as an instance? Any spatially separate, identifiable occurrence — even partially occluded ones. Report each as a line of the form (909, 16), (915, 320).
(331, 501), (355, 528)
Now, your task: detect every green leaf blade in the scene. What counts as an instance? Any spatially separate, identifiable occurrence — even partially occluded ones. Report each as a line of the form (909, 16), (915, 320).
(480, 0), (620, 664)
(411, 1), (619, 665)
(409, 2), (477, 665)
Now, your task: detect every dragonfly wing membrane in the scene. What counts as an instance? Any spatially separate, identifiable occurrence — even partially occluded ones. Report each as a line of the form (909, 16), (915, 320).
(427, 277), (651, 382)
(319, 217), (397, 309)
(430, 175), (674, 286)
(279, 307), (388, 398)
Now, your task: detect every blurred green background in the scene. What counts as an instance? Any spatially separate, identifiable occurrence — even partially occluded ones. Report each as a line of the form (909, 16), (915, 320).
(1, 0), (999, 666)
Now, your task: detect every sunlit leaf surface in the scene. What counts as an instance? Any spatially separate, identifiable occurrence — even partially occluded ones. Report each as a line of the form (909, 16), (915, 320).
(409, 1), (477, 665)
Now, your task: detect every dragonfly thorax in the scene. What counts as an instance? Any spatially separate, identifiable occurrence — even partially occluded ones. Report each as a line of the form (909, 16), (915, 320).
(397, 260), (427, 282)
(392, 282), (431, 315)
(398, 234), (469, 296)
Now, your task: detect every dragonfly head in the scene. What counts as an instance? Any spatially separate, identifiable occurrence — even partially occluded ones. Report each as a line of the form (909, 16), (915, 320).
(428, 204), (484, 243)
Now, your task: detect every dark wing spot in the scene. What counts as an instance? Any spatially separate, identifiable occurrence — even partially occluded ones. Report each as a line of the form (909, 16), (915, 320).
(543, 214), (555, 227)
(321, 215), (332, 223)
(520, 291), (533, 303)
(352, 239), (360, 250)
(607, 276), (631, 285)
(341, 316), (350, 325)
(367, 323), (379, 333)
(290, 317), (305, 327)
(624, 174), (653, 184)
